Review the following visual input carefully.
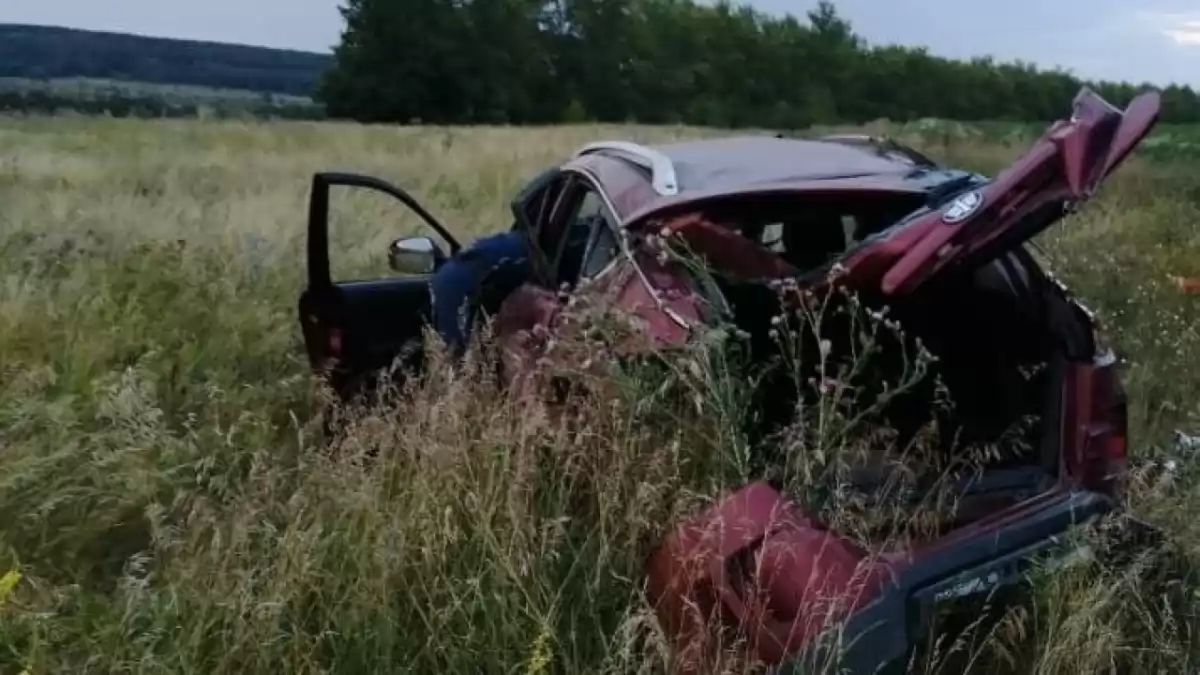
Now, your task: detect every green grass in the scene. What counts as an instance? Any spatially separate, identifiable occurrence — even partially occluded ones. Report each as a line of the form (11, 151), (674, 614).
(0, 115), (1199, 674)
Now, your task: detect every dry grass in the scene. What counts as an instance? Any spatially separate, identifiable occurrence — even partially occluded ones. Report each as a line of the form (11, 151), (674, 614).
(0, 115), (1199, 674)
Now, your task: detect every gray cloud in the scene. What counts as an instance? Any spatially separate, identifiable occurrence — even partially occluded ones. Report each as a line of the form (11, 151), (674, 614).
(4, 0), (1199, 86)
(776, 0), (1200, 87)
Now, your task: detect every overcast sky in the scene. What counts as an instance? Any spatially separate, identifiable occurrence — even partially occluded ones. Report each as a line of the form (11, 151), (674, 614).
(5, 0), (1200, 87)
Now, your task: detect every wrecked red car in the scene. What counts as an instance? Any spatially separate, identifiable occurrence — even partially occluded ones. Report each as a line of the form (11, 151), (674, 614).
(297, 87), (1161, 673)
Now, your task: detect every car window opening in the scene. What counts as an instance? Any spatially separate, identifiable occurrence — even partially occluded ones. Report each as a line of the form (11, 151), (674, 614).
(689, 193), (926, 274)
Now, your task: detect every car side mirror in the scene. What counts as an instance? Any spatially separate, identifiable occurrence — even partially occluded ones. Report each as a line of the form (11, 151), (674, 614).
(388, 236), (447, 275)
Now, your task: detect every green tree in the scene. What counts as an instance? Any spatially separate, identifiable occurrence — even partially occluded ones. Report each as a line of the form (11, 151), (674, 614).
(314, 0), (1200, 127)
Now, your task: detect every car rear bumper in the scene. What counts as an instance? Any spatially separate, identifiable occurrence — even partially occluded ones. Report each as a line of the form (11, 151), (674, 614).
(646, 482), (1125, 675)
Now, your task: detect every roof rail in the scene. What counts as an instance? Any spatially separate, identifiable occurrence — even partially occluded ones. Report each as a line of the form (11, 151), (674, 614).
(817, 134), (939, 169)
(574, 141), (679, 196)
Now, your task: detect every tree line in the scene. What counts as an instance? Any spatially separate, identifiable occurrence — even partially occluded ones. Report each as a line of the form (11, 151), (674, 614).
(0, 87), (326, 120)
(318, 0), (1200, 127)
(0, 24), (333, 97)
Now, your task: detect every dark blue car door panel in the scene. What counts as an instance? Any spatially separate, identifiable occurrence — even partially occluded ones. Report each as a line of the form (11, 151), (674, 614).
(300, 172), (459, 402)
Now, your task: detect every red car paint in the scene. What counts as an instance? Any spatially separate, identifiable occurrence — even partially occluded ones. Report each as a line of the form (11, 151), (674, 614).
(881, 90), (1161, 296)
(645, 482), (894, 672)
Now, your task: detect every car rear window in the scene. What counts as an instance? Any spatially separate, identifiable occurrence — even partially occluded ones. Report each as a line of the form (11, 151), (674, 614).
(701, 193), (926, 272)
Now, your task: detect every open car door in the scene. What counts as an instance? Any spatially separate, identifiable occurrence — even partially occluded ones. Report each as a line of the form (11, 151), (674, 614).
(298, 172), (461, 403)
(881, 88), (1161, 296)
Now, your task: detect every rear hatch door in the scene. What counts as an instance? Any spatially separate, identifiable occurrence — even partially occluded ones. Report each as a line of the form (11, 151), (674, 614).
(880, 88), (1161, 296)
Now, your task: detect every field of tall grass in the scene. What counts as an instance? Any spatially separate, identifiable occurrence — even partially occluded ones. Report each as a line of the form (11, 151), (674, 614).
(1, 114), (1200, 674)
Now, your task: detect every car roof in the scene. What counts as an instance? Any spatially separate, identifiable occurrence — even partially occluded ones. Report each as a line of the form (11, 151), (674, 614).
(562, 135), (964, 226)
(656, 136), (927, 189)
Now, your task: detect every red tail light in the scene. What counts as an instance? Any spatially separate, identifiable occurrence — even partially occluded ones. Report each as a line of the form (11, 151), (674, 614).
(1061, 350), (1129, 495)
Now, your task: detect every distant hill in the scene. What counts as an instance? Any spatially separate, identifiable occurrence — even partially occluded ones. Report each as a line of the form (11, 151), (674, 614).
(0, 23), (334, 98)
